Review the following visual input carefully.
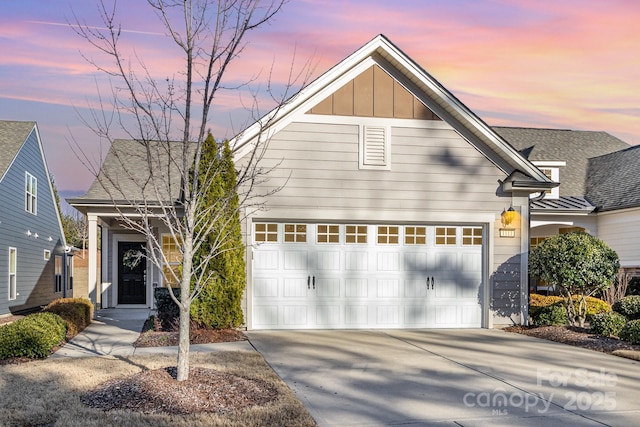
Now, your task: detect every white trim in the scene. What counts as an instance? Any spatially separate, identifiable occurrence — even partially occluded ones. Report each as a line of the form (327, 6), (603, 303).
(295, 113), (454, 129)
(8, 247), (17, 301)
(531, 220), (574, 228)
(533, 161), (566, 167)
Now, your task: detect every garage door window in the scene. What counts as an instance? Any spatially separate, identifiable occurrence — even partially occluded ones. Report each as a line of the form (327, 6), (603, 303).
(462, 227), (483, 245)
(255, 223), (278, 243)
(405, 226), (426, 244)
(284, 224), (307, 243)
(435, 227), (456, 245)
(317, 224), (340, 243)
(346, 225), (367, 244)
(377, 226), (399, 244)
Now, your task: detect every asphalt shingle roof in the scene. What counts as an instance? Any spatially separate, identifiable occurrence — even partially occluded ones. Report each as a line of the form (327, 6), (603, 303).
(586, 145), (640, 211)
(493, 127), (629, 197)
(70, 139), (196, 204)
(0, 120), (36, 180)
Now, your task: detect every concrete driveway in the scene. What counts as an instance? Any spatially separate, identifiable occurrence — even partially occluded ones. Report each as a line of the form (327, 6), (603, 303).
(247, 329), (640, 426)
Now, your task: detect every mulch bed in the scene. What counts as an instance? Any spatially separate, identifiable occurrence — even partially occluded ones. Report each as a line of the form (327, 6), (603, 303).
(505, 325), (640, 355)
(82, 366), (277, 415)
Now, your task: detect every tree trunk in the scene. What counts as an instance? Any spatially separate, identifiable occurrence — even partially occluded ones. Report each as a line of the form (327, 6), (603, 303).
(176, 302), (191, 381)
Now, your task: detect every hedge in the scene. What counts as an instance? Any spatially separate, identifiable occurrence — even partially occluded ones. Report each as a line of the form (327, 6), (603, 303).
(612, 295), (640, 320)
(590, 311), (627, 337)
(529, 294), (611, 320)
(44, 298), (93, 336)
(0, 312), (67, 359)
(619, 319), (640, 344)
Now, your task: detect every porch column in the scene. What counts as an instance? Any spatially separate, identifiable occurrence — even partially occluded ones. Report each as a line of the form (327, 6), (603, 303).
(101, 222), (110, 307)
(87, 213), (98, 306)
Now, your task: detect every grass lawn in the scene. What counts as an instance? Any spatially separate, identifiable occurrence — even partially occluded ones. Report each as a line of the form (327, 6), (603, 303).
(0, 351), (316, 427)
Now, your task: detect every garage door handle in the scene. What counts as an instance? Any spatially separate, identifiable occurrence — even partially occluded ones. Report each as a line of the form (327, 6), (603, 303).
(431, 277), (434, 290)
(313, 276), (316, 290)
(307, 276), (310, 290)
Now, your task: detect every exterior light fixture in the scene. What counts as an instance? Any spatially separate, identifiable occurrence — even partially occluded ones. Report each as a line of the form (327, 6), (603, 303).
(27, 230), (32, 237)
(500, 206), (517, 238)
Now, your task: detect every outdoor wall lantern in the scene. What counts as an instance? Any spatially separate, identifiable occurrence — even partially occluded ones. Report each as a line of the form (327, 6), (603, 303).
(500, 206), (517, 238)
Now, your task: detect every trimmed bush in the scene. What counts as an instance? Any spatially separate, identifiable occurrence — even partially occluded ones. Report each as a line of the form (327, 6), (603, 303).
(0, 312), (67, 359)
(612, 295), (640, 320)
(532, 303), (567, 326)
(44, 298), (93, 336)
(619, 319), (640, 344)
(154, 288), (181, 331)
(590, 311), (627, 337)
(529, 294), (610, 321)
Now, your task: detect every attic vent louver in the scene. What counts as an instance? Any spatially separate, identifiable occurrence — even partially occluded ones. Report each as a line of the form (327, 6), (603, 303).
(360, 125), (390, 170)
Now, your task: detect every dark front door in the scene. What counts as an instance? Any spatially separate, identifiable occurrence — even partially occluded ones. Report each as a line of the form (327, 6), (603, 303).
(118, 242), (146, 304)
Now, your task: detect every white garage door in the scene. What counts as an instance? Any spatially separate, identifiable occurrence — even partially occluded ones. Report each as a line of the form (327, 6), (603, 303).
(251, 223), (484, 329)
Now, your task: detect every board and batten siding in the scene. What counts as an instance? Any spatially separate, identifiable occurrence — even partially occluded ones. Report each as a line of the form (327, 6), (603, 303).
(597, 208), (640, 268)
(246, 118), (524, 326)
(0, 128), (65, 315)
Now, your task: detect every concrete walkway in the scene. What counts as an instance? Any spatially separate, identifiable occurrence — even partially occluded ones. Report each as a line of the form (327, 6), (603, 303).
(247, 329), (640, 427)
(50, 308), (253, 359)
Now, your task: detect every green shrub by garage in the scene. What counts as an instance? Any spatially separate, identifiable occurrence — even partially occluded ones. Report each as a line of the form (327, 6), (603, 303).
(590, 311), (627, 337)
(0, 312), (67, 359)
(532, 303), (567, 326)
(44, 298), (94, 337)
(529, 293), (610, 321)
(619, 319), (640, 344)
(612, 295), (640, 320)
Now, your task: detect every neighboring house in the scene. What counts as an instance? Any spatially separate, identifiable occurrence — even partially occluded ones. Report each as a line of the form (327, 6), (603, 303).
(493, 127), (639, 287)
(0, 120), (72, 316)
(70, 35), (553, 329)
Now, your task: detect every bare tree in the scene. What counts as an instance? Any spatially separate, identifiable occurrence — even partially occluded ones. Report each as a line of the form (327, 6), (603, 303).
(71, 0), (311, 381)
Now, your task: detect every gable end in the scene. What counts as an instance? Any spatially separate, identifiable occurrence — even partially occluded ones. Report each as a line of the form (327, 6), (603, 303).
(308, 65), (441, 121)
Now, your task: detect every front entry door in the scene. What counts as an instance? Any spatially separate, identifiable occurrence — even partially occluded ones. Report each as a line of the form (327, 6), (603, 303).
(118, 242), (146, 304)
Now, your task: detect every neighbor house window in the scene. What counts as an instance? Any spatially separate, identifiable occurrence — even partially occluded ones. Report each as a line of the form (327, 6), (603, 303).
(9, 248), (17, 300)
(435, 227), (456, 245)
(54, 255), (63, 293)
(162, 235), (182, 286)
(346, 225), (367, 244)
(284, 224), (307, 243)
(462, 227), (483, 246)
(25, 172), (37, 214)
(405, 226), (426, 245)
(254, 223), (278, 243)
(377, 226), (399, 244)
(317, 224), (340, 243)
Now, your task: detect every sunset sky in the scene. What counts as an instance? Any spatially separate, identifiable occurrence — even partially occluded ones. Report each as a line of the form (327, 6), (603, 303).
(1, 0), (639, 210)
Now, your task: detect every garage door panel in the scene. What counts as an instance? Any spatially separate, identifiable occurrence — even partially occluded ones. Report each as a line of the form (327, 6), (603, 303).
(345, 252), (368, 270)
(253, 305), (278, 326)
(376, 305), (400, 325)
(460, 278), (481, 299)
(434, 278), (457, 299)
(283, 306), (309, 326)
(377, 252), (400, 271)
(254, 249), (279, 269)
(283, 278), (309, 297)
(462, 252), (482, 272)
(284, 250), (308, 270)
(377, 279), (400, 298)
(460, 305), (482, 325)
(434, 253), (457, 270)
(254, 278), (279, 297)
(316, 251), (340, 270)
(345, 305), (368, 325)
(434, 305), (458, 326)
(404, 252), (429, 272)
(316, 305), (341, 326)
(345, 278), (368, 297)
(316, 278), (340, 297)
(404, 279), (427, 298)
